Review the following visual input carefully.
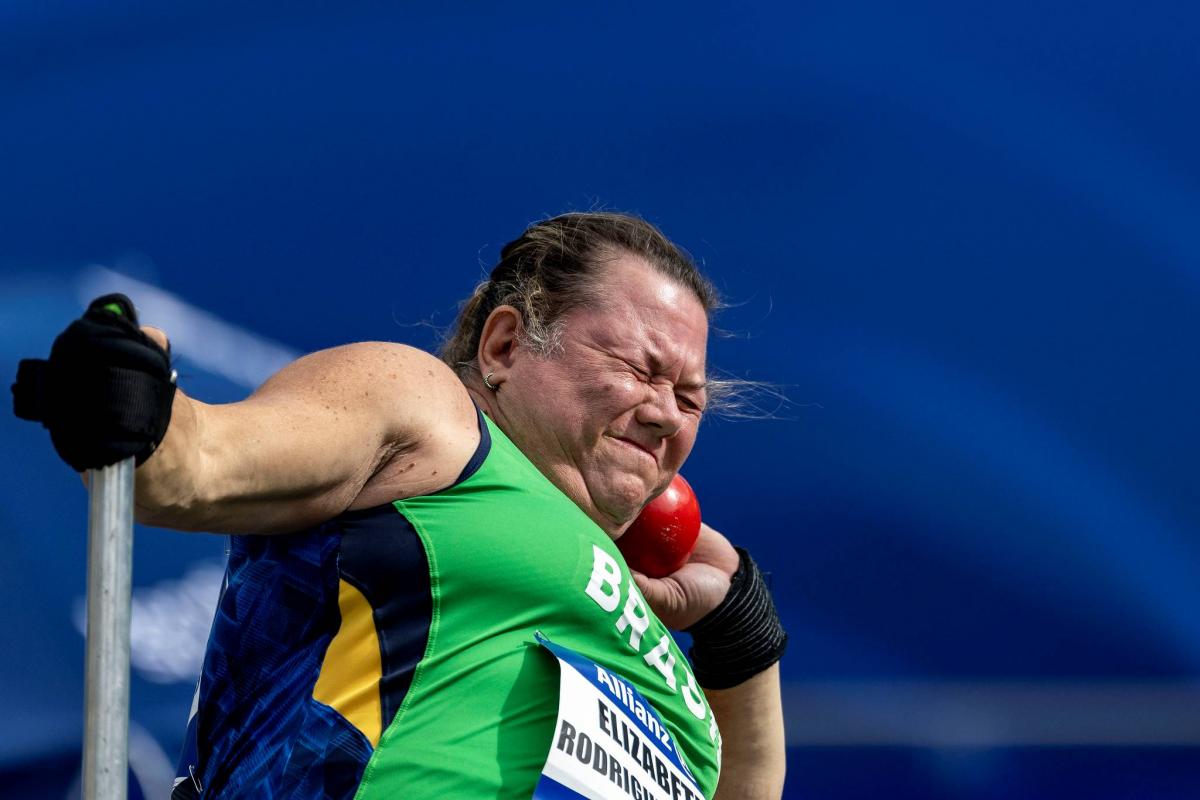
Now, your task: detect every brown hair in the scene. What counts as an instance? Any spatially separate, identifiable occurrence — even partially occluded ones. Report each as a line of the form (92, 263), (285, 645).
(440, 211), (719, 375)
(440, 212), (782, 418)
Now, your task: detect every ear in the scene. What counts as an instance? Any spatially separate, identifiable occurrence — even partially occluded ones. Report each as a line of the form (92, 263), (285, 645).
(477, 305), (524, 381)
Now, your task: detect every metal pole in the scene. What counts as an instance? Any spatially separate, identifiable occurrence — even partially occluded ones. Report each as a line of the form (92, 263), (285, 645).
(83, 457), (135, 800)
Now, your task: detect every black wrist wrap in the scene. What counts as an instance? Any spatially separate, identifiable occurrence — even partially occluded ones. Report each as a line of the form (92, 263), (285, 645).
(12, 293), (176, 472)
(686, 546), (788, 690)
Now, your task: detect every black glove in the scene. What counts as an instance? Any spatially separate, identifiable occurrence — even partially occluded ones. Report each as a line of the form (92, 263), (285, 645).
(12, 293), (176, 471)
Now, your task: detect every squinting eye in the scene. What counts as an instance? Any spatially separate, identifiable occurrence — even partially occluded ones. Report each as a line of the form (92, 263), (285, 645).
(678, 394), (703, 412)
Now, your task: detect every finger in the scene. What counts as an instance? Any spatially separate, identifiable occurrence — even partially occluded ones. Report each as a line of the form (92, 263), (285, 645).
(140, 325), (171, 355)
(632, 570), (678, 611)
(631, 570), (656, 598)
(638, 569), (699, 621)
(691, 523), (739, 576)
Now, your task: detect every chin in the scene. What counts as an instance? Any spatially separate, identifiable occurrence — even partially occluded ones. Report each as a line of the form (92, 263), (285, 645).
(596, 490), (648, 528)
(587, 469), (655, 521)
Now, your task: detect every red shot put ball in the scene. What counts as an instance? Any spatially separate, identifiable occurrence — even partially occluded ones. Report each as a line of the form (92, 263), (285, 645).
(617, 474), (701, 578)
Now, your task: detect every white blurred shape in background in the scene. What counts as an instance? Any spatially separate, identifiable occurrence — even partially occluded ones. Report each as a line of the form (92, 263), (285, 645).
(77, 266), (300, 390)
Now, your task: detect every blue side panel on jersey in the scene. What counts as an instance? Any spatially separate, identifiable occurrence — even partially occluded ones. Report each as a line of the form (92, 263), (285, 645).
(336, 506), (431, 737)
(282, 701), (374, 799)
(184, 411), (490, 797)
(332, 406), (490, 733)
(192, 530), (371, 798)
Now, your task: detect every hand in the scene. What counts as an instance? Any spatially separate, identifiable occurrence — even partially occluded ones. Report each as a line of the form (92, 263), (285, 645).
(631, 522), (741, 630)
(140, 325), (171, 352)
(12, 294), (176, 471)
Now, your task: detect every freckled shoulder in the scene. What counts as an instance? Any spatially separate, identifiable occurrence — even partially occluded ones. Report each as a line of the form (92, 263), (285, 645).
(340, 342), (481, 506)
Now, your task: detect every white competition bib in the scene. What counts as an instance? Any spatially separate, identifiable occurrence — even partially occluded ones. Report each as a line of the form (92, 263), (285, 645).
(533, 633), (706, 800)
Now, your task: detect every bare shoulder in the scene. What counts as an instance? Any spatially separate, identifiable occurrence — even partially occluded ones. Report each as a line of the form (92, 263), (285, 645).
(247, 341), (479, 508)
(251, 341), (454, 396)
(309, 343), (480, 506)
(251, 343), (467, 417)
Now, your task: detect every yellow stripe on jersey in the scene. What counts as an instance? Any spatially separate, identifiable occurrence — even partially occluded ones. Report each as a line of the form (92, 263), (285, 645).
(313, 578), (383, 746)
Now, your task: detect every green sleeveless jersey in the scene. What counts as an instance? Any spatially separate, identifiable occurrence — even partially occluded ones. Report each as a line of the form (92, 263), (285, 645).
(355, 415), (722, 798)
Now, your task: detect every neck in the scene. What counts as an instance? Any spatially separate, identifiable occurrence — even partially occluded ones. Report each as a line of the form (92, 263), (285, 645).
(463, 381), (497, 419)
(460, 378), (627, 538)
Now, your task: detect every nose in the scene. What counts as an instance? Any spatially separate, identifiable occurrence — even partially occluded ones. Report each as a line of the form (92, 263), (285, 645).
(635, 384), (684, 437)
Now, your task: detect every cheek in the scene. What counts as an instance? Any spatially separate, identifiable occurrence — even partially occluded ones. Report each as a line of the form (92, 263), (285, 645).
(667, 423), (700, 462)
(578, 375), (642, 413)
(524, 362), (583, 404)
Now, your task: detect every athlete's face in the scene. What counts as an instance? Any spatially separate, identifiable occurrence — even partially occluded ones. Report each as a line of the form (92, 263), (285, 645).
(499, 255), (709, 535)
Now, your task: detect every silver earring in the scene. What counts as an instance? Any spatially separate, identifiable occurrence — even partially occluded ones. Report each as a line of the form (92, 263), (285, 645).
(483, 372), (498, 391)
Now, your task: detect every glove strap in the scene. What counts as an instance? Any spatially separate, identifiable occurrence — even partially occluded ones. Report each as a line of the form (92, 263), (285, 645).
(12, 359), (50, 422)
(686, 547), (788, 689)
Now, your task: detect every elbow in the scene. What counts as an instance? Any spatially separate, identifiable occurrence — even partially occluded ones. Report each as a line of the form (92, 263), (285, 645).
(132, 465), (208, 531)
(134, 492), (199, 531)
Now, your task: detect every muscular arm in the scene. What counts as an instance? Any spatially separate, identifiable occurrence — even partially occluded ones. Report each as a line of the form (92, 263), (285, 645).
(134, 341), (478, 534)
(709, 665), (786, 799)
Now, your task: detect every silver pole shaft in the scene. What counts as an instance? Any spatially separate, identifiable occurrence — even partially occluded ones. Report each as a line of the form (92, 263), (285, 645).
(83, 457), (135, 800)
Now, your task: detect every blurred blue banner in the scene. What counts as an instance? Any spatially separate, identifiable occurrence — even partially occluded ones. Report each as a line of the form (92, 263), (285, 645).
(2, 2), (1198, 797)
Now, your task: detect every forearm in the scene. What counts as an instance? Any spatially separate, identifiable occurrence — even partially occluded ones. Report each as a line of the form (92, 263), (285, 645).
(133, 390), (309, 532)
(707, 664), (785, 799)
(132, 388), (377, 533)
(133, 387), (206, 527)
(128, 345), (396, 532)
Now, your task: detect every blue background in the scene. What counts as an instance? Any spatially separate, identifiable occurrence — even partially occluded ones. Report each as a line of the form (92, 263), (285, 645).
(2, 2), (1198, 797)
